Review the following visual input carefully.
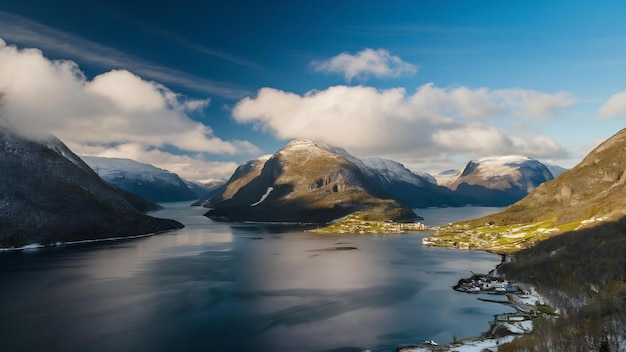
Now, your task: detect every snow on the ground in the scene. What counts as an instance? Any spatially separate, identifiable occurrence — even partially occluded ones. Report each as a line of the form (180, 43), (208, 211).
(502, 320), (533, 334)
(0, 233), (158, 252)
(448, 336), (515, 352)
(401, 336), (515, 352)
(510, 286), (544, 306)
(251, 187), (274, 206)
(0, 243), (44, 252)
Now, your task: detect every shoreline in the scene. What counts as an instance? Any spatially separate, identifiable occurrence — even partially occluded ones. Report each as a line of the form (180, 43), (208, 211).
(398, 253), (550, 352)
(0, 228), (179, 252)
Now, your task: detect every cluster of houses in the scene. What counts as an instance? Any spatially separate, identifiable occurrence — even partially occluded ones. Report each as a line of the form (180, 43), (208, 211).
(327, 220), (433, 234)
(454, 275), (521, 294)
(388, 221), (432, 231)
(421, 235), (473, 249)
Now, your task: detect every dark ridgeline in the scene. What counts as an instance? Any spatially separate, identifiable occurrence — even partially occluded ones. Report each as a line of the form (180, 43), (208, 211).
(0, 128), (183, 248)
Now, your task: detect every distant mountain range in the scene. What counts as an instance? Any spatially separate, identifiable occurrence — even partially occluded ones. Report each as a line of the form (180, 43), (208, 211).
(198, 139), (562, 223)
(0, 129), (183, 248)
(79, 141), (564, 214)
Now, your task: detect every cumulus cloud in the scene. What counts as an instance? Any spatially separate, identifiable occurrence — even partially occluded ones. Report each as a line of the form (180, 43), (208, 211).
(311, 48), (417, 82)
(232, 84), (573, 164)
(599, 91), (626, 118)
(0, 39), (257, 181)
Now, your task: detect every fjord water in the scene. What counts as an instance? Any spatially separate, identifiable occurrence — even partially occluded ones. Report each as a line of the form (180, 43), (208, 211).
(0, 203), (511, 352)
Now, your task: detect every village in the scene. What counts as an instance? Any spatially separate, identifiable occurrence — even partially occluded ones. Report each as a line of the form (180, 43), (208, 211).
(420, 220), (564, 253)
(453, 273), (521, 294)
(311, 214), (438, 234)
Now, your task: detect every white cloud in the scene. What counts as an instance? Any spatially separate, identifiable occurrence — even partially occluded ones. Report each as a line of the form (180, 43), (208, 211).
(599, 91), (626, 118)
(0, 40), (257, 181)
(311, 48), (417, 82)
(232, 84), (573, 165)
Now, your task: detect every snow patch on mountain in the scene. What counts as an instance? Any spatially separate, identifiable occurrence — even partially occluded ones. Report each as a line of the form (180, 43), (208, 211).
(278, 139), (343, 164)
(251, 187), (274, 206)
(473, 155), (534, 179)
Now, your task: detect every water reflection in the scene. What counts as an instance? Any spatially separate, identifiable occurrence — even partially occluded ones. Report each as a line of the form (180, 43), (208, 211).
(0, 203), (513, 352)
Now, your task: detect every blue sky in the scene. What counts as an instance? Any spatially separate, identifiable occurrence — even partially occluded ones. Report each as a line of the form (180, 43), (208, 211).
(0, 1), (625, 180)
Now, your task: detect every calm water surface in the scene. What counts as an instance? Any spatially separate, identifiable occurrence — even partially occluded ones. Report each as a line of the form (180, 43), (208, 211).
(0, 204), (511, 352)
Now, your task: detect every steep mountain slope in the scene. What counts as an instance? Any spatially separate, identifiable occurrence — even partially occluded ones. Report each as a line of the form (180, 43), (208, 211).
(203, 140), (419, 223)
(83, 156), (198, 202)
(471, 128), (626, 227)
(445, 156), (554, 206)
(0, 129), (183, 248)
(492, 136), (626, 352)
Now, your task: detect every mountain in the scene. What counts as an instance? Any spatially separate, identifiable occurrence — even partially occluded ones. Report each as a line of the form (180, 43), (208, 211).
(441, 156), (554, 206)
(82, 156), (199, 203)
(202, 140), (424, 223)
(0, 129), (183, 248)
(185, 179), (227, 199)
(472, 128), (626, 227)
(357, 157), (457, 208)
